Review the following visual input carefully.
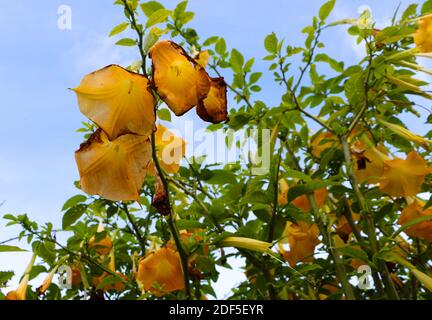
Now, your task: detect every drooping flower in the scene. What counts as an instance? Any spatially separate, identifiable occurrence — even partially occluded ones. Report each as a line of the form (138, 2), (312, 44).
(148, 124), (187, 175)
(149, 40), (210, 116)
(379, 151), (432, 197)
(88, 220), (113, 256)
(136, 247), (185, 297)
(75, 129), (152, 201)
(352, 141), (389, 184)
(278, 221), (320, 266)
(196, 77), (229, 124)
(5, 253), (37, 300)
(398, 199), (432, 242)
(149, 40), (228, 123)
(72, 64), (155, 140)
(292, 188), (329, 212)
(37, 267), (57, 295)
(414, 15), (432, 53)
(310, 132), (339, 158)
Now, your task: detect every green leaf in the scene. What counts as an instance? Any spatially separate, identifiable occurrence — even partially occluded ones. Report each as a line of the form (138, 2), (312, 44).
(284, 169), (312, 181)
(338, 246), (369, 263)
(109, 22), (129, 37)
(319, 0), (336, 21)
(140, 1), (164, 17)
(230, 49), (244, 73)
(0, 245), (27, 252)
(249, 72), (262, 84)
(157, 108), (171, 121)
(204, 170), (236, 185)
(0, 271), (14, 286)
(176, 220), (205, 230)
(315, 53), (344, 72)
(344, 73), (365, 107)
(62, 204), (87, 229)
(215, 38), (226, 56)
(115, 38), (136, 46)
(146, 9), (171, 28)
(422, 0), (432, 14)
(264, 32), (278, 53)
(62, 194), (87, 211)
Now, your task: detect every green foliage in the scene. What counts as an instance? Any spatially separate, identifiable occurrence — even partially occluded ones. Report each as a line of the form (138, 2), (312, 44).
(2, 0), (432, 302)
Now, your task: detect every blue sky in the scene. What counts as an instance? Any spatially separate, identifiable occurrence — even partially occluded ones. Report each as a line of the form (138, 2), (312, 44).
(0, 0), (429, 299)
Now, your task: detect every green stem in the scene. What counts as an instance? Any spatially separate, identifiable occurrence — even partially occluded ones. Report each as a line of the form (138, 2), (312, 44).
(122, 203), (146, 256)
(340, 136), (399, 299)
(285, 142), (355, 299)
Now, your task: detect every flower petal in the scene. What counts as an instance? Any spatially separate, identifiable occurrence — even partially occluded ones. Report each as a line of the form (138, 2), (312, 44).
(196, 77), (229, 124)
(72, 65), (155, 140)
(75, 129), (152, 201)
(149, 40), (210, 116)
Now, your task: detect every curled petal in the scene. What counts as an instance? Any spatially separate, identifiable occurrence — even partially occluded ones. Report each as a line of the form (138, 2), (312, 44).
(379, 151), (432, 197)
(72, 65), (155, 140)
(75, 129), (152, 201)
(149, 40), (210, 116)
(196, 77), (229, 124)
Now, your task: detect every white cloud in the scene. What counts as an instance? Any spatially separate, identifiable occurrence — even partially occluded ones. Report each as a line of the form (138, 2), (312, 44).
(66, 30), (138, 76)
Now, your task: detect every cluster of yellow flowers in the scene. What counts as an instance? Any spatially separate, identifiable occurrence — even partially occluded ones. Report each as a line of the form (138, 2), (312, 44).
(276, 119), (432, 268)
(71, 40), (227, 202)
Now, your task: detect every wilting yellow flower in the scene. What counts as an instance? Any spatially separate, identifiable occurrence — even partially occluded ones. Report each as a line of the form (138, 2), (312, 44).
(88, 221), (113, 255)
(136, 247), (185, 297)
(278, 221), (320, 266)
(194, 50), (210, 68)
(414, 15), (432, 53)
(352, 141), (389, 184)
(75, 129), (152, 201)
(149, 40), (210, 116)
(148, 124), (186, 176)
(6, 252), (37, 300)
(37, 268), (57, 295)
(277, 178), (289, 205)
(292, 189), (329, 212)
(398, 199), (432, 242)
(72, 64), (155, 140)
(379, 151), (432, 197)
(196, 77), (229, 124)
(310, 132), (339, 158)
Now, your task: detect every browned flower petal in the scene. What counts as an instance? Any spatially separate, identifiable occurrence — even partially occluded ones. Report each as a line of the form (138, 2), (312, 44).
(75, 129), (152, 201)
(72, 64), (155, 140)
(149, 40), (210, 116)
(152, 174), (171, 216)
(196, 77), (229, 124)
